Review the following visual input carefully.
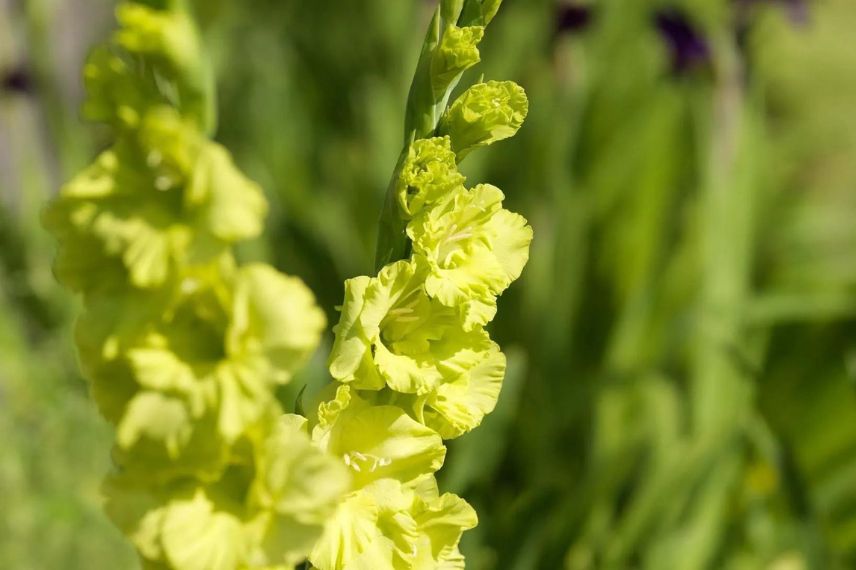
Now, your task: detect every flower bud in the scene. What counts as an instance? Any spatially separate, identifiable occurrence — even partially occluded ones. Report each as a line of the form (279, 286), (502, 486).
(430, 25), (485, 97)
(395, 137), (466, 218)
(439, 80), (528, 160)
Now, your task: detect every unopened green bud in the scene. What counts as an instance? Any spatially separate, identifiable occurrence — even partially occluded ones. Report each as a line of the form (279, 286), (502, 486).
(115, 4), (200, 72)
(114, 3), (215, 132)
(430, 25), (485, 98)
(439, 80), (528, 160)
(396, 137), (466, 219)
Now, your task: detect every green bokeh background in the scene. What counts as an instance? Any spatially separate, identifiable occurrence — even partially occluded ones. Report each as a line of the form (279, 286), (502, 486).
(2, 0), (856, 568)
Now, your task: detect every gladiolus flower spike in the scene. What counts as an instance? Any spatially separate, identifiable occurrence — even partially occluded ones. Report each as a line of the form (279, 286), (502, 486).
(319, 0), (533, 567)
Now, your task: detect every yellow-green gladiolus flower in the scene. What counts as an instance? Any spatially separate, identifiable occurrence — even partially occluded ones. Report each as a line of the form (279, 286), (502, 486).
(43, 108), (267, 295)
(77, 264), (325, 481)
(328, 260), (498, 398)
(409, 184), (533, 330)
(309, 476), (476, 570)
(313, 385), (446, 488)
(105, 415), (348, 569)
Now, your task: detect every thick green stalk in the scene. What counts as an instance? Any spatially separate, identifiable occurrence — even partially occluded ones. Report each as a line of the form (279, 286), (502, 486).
(684, 29), (765, 570)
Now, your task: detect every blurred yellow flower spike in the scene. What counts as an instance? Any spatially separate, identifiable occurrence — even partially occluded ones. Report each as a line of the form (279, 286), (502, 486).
(46, 2), (348, 568)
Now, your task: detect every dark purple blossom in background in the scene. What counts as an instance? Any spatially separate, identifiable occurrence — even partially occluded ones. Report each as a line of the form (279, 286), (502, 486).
(555, 3), (592, 36)
(654, 9), (711, 75)
(1, 66), (33, 95)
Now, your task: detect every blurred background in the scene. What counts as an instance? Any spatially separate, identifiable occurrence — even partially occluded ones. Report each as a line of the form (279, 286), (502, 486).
(2, 0), (856, 568)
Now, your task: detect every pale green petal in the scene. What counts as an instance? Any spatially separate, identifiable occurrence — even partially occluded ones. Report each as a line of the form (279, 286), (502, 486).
(425, 341), (506, 439)
(44, 113), (267, 294)
(251, 415), (350, 567)
(253, 415), (349, 516)
(113, 394), (229, 483)
(362, 480), (420, 568)
(439, 80), (528, 160)
(160, 489), (248, 570)
(373, 341), (441, 395)
(311, 479), (417, 570)
(117, 391), (193, 454)
(412, 492), (477, 568)
(188, 143), (268, 243)
(486, 207), (534, 285)
(329, 259), (507, 399)
(309, 490), (388, 570)
(328, 276), (377, 386)
(229, 264), (326, 383)
(313, 386), (446, 488)
(41, 148), (173, 292)
(311, 478), (475, 570)
(216, 362), (276, 441)
(127, 347), (198, 394)
(316, 384), (356, 430)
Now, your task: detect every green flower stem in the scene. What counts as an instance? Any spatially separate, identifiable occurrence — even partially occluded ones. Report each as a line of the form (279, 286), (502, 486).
(374, 144), (413, 271)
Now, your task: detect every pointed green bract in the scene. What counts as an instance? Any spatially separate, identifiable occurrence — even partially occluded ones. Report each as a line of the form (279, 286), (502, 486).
(439, 80), (529, 160)
(480, 0), (503, 25)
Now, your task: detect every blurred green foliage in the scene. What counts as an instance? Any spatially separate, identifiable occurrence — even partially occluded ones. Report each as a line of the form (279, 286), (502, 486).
(2, 0), (856, 568)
